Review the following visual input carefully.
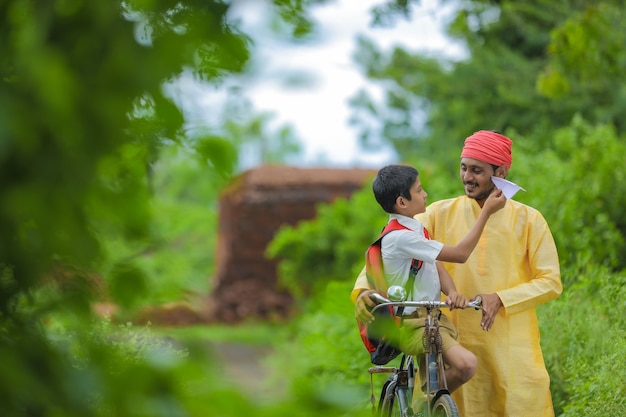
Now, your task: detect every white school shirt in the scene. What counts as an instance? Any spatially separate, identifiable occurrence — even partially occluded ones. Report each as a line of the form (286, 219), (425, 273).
(381, 213), (444, 305)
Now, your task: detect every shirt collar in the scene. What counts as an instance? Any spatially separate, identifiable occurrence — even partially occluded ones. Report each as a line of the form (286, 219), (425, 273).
(389, 213), (423, 231)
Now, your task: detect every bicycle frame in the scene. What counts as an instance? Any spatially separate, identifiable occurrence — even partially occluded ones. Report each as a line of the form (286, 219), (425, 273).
(368, 297), (481, 417)
(422, 304), (449, 414)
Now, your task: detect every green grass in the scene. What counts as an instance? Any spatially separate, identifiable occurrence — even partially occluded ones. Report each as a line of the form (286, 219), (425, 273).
(151, 321), (289, 346)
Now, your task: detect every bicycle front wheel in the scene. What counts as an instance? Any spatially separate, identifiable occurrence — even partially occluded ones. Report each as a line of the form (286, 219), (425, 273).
(431, 393), (459, 417)
(378, 378), (398, 417)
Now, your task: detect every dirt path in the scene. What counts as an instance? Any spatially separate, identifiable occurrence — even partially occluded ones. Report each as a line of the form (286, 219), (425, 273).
(210, 342), (286, 402)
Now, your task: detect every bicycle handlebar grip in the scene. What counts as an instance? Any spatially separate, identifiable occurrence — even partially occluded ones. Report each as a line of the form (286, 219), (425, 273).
(369, 292), (390, 304)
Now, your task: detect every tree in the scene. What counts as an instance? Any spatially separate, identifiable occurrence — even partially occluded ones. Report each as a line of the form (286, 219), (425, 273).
(0, 0), (324, 414)
(349, 0), (626, 167)
(537, 2), (626, 132)
(1, 0), (250, 308)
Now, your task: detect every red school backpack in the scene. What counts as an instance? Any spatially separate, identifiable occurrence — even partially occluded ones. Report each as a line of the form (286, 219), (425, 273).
(358, 219), (426, 365)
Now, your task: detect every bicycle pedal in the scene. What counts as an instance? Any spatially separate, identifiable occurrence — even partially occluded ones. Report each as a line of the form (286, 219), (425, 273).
(368, 366), (397, 374)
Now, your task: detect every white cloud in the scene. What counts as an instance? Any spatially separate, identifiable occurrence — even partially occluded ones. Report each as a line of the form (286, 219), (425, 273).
(179, 0), (465, 168)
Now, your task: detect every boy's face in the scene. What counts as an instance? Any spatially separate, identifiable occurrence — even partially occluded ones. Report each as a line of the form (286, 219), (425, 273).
(402, 177), (428, 216)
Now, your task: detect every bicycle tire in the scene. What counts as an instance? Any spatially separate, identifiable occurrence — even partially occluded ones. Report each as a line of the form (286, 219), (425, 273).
(378, 378), (399, 417)
(431, 393), (459, 417)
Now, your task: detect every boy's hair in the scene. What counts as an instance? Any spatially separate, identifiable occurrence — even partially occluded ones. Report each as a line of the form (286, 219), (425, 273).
(372, 164), (419, 214)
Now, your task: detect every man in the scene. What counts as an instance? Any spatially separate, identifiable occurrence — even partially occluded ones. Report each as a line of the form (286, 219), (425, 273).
(353, 130), (562, 416)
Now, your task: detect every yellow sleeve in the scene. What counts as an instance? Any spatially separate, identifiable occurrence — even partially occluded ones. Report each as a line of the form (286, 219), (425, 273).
(350, 265), (371, 304)
(497, 211), (562, 315)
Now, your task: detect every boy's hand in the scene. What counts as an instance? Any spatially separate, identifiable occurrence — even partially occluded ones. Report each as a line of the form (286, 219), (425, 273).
(445, 291), (468, 310)
(355, 290), (377, 324)
(483, 188), (506, 214)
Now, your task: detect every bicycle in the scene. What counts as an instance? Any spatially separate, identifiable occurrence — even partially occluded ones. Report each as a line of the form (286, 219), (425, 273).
(366, 286), (482, 417)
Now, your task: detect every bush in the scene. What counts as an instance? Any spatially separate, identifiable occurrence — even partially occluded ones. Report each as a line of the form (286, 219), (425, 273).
(512, 117), (626, 273)
(539, 264), (626, 416)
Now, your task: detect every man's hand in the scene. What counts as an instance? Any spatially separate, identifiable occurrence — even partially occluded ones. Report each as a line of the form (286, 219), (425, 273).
(476, 293), (503, 331)
(355, 289), (377, 324)
(445, 291), (468, 310)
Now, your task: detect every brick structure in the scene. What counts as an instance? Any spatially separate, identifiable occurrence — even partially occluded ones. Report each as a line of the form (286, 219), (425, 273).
(207, 164), (376, 323)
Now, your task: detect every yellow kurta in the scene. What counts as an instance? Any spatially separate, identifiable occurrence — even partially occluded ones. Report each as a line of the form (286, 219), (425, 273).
(353, 196), (562, 417)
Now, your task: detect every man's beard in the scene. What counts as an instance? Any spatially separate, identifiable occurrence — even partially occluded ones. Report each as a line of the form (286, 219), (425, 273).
(465, 182), (495, 201)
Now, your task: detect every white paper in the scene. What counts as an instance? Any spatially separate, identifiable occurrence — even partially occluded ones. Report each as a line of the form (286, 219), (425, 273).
(491, 176), (526, 199)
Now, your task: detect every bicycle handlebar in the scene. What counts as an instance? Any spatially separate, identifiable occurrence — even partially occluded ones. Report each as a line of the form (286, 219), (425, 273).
(369, 294), (483, 314)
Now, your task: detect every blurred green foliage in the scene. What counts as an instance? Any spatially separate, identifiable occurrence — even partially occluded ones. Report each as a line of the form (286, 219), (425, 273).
(539, 265), (626, 416)
(512, 118), (626, 271)
(100, 142), (223, 312)
(1, 0), (248, 310)
(1, 0), (345, 415)
(349, 0), (626, 168)
(2, 0), (626, 416)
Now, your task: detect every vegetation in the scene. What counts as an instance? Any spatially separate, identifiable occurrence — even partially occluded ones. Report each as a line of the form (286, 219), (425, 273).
(268, 1), (626, 416)
(350, 0), (626, 169)
(1, 0), (625, 416)
(268, 121), (626, 417)
(0, 0), (339, 415)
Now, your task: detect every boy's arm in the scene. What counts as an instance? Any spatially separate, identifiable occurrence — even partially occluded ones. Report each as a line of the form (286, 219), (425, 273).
(352, 266), (376, 324)
(436, 189), (505, 263)
(437, 262), (467, 309)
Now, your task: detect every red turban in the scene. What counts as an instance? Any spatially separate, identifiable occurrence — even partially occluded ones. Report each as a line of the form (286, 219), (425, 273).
(460, 130), (513, 168)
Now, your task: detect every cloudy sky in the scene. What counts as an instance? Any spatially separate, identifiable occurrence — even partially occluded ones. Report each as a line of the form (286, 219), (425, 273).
(174, 0), (465, 168)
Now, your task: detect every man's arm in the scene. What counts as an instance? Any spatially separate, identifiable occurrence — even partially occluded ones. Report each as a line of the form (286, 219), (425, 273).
(478, 212), (561, 330)
(495, 213), (562, 315)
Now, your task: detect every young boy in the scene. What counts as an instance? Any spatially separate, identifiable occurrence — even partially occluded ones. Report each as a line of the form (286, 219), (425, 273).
(366, 164), (506, 393)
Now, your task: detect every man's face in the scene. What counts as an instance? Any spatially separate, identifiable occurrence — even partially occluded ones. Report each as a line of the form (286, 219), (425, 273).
(460, 158), (497, 203)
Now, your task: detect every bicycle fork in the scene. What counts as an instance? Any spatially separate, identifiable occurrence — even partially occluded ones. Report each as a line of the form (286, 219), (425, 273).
(422, 312), (450, 416)
(369, 362), (416, 417)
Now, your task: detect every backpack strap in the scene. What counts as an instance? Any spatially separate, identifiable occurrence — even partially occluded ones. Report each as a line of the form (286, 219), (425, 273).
(365, 219), (428, 298)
